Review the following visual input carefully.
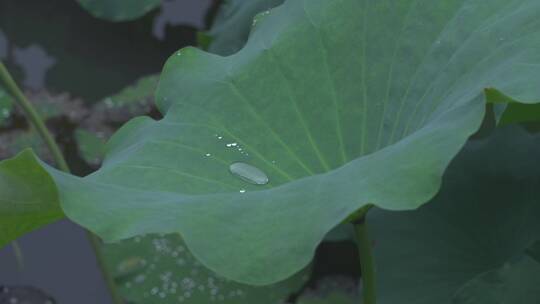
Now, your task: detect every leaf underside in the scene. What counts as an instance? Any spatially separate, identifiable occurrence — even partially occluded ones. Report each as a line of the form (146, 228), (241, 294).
(3, 0), (540, 285)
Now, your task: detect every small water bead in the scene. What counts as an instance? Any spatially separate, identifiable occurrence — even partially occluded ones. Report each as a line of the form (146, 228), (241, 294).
(204, 153), (211, 157)
(252, 10), (270, 27)
(226, 142), (238, 148)
(229, 162), (269, 185)
(135, 274), (146, 283)
(239, 189), (246, 193)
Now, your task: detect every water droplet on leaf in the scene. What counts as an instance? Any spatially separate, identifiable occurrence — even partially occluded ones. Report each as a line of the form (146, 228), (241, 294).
(229, 162), (269, 185)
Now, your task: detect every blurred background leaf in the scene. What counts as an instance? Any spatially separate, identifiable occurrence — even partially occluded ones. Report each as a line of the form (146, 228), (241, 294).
(76, 0), (161, 22)
(101, 233), (312, 304)
(370, 127), (540, 304)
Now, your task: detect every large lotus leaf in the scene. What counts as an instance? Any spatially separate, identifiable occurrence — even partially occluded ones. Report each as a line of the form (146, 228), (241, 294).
(452, 255), (540, 304)
(0, 150), (63, 247)
(207, 0), (284, 55)
(77, 0), (161, 21)
(102, 233), (310, 303)
(3, 0), (540, 286)
(369, 127), (540, 304)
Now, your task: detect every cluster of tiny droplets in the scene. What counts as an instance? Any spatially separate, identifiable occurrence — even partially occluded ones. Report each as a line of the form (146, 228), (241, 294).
(216, 134), (249, 157)
(116, 234), (252, 303)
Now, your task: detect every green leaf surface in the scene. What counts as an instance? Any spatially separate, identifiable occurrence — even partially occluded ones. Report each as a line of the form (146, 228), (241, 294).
(102, 233), (310, 304)
(453, 255), (540, 304)
(75, 128), (107, 166)
(77, 0), (161, 21)
(369, 127), (540, 304)
(500, 103), (540, 125)
(207, 0), (284, 55)
(527, 241), (540, 263)
(4, 0), (540, 285)
(0, 150), (63, 248)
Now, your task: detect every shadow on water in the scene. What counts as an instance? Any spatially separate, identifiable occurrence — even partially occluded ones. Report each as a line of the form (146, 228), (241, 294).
(0, 0), (214, 102)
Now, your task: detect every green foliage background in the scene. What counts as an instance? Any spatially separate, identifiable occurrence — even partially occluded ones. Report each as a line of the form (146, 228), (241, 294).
(1, 0), (540, 303)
